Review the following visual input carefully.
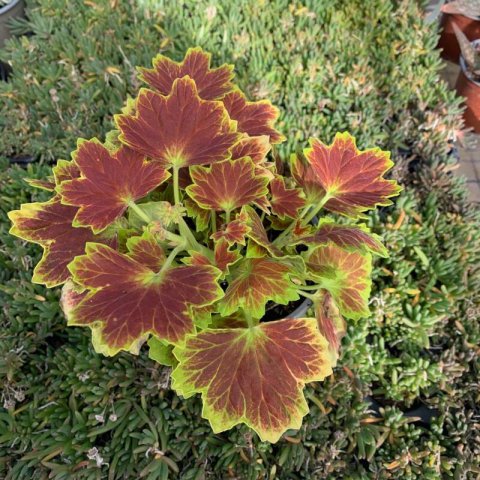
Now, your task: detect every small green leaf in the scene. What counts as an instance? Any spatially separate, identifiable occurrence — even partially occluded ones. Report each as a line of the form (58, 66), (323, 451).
(413, 246), (429, 267)
(148, 336), (176, 367)
(128, 201), (184, 229)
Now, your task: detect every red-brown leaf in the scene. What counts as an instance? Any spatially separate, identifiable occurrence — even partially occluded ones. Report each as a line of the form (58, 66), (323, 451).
(116, 77), (239, 169)
(58, 140), (169, 232)
(223, 90), (285, 144)
(138, 47), (235, 100)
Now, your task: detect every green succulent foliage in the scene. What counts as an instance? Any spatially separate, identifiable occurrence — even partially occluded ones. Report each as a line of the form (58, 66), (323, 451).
(0, 0), (167, 161)
(153, 0), (465, 158)
(0, 0), (464, 163)
(1, 162), (479, 478)
(0, 0), (479, 478)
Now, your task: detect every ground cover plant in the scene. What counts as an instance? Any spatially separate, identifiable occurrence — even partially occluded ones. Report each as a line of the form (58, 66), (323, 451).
(8, 47), (401, 443)
(1, 0), (479, 478)
(2, 160), (478, 479)
(0, 0), (464, 164)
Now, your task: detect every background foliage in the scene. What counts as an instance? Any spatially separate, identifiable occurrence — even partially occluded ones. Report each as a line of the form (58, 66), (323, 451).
(0, 0), (464, 161)
(0, 0), (479, 479)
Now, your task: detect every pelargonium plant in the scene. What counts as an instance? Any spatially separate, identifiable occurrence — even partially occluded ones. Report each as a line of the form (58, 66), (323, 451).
(9, 48), (400, 443)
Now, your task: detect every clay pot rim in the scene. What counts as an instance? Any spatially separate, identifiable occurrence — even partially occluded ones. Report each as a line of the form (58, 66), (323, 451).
(441, 7), (480, 21)
(459, 39), (480, 86)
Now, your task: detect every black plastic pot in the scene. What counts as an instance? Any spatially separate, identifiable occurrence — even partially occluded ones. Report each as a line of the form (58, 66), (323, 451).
(0, 0), (25, 48)
(365, 395), (439, 426)
(0, 58), (11, 80)
(8, 154), (36, 165)
(291, 298), (313, 318)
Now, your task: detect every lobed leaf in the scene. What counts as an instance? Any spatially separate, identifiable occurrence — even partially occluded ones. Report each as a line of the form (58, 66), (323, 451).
(125, 233), (166, 270)
(104, 128), (123, 150)
(291, 151), (325, 203)
(211, 211), (250, 246)
(243, 205), (283, 257)
(188, 238), (241, 275)
(138, 47), (235, 101)
(116, 77), (239, 169)
(214, 238), (242, 274)
(184, 198), (211, 232)
(230, 135), (271, 163)
(68, 240), (223, 354)
(315, 290), (346, 362)
(223, 90), (285, 144)
(219, 256), (300, 319)
(269, 176), (305, 219)
(306, 243), (372, 320)
(8, 197), (114, 287)
(148, 336), (176, 367)
(252, 193), (272, 215)
(58, 140), (169, 232)
(209, 312), (250, 329)
(53, 159), (81, 185)
(292, 132), (401, 218)
(25, 158), (80, 193)
(24, 177), (55, 191)
(186, 157), (269, 212)
(60, 279), (87, 319)
(297, 219), (387, 257)
(171, 318), (333, 443)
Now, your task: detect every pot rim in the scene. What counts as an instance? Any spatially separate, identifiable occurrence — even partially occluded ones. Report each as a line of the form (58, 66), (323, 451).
(442, 9), (480, 21)
(288, 214), (318, 319)
(459, 39), (480, 86)
(0, 0), (23, 16)
(290, 297), (313, 318)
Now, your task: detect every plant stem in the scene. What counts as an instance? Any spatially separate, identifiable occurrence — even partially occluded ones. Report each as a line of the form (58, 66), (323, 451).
(177, 216), (213, 257)
(164, 230), (185, 245)
(303, 193), (331, 225)
(159, 242), (186, 276)
(177, 216), (196, 245)
(173, 166), (180, 205)
(169, 171), (212, 257)
(298, 284), (323, 290)
(128, 201), (152, 224)
(273, 194), (331, 247)
(211, 211), (217, 233)
(129, 199), (212, 258)
(297, 290), (317, 300)
(273, 205), (309, 246)
(225, 209), (231, 224)
(243, 309), (256, 328)
(297, 204), (311, 220)
(129, 197), (213, 259)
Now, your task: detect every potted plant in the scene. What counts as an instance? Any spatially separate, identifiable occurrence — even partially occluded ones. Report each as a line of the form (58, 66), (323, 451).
(8, 48), (401, 443)
(453, 23), (480, 131)
(0, 0), (25, 48)
(438, 0), (480, 63)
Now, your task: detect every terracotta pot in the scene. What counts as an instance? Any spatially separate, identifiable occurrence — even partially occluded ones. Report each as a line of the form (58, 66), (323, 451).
(0, 0), (25, 48)
(455, 52), (480, 132)
(438, 12), (480, 63)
